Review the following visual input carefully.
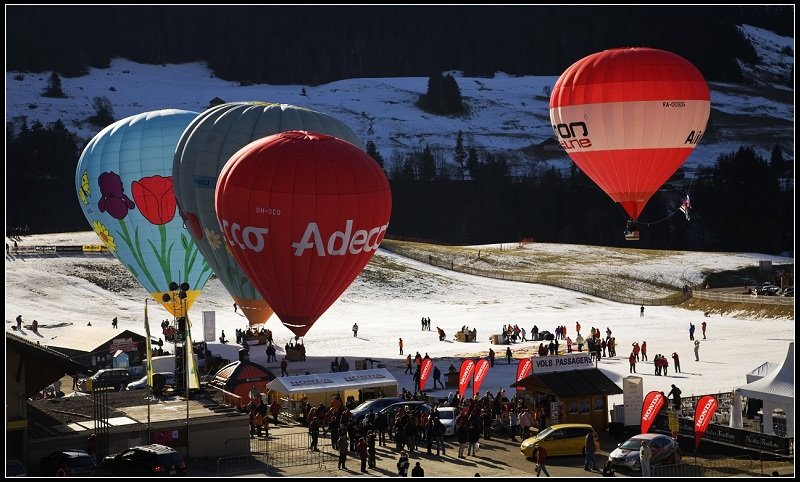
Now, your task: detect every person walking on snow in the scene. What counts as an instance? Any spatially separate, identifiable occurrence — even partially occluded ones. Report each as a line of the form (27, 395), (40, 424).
(352, 323), (359, 337)
(433, 365), (443, 389)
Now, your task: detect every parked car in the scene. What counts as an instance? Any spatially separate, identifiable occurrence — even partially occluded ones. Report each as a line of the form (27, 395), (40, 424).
(102, 443), (185, 476)
(377, 401), (431, 425)
(78, 368), (133, 392)
(125, 372), (175, 390)
(608, 433), (681, 471)
(520, 423), (596, 457)
(6, 458), (27, 477)
(781, 286), (793, 297)
(40, 449), (96, 477)
(350, 397), (404, 424)
(432, 406), (457, 436)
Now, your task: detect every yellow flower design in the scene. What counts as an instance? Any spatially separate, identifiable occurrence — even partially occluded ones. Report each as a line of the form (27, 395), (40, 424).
(205, 228), (223, 250)
(92, 220), (117, 252)
(78, 170), (90, 205)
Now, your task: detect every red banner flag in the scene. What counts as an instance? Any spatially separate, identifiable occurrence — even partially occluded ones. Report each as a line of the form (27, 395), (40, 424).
(641, 391), (666, 434)
(458, 359), (475, 397)
(473, 358), (491, 398)
(419, 358), (433, 392)
(516, 358), (533, 391)
(694, 395), (718, 449)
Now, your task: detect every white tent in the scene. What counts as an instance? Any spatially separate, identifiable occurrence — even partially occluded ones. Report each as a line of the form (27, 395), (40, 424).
(729, 342), (794, 437)
(746, 361), (777, 383)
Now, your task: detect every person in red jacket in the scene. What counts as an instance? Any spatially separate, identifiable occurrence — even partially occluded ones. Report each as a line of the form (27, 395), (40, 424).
(533, 443), (550, 477)
(641, 341), (648, 361)
(357, 436), (369, 473)
(629, 352), (637, 373)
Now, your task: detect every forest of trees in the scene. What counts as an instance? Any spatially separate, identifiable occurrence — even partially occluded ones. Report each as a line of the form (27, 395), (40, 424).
(6, 6), (793, 85)
(6, 120), (793, 254)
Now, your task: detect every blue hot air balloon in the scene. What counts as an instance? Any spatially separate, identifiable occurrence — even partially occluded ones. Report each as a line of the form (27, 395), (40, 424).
(76, 109), (212, 316)
(172, 101), (363, 327)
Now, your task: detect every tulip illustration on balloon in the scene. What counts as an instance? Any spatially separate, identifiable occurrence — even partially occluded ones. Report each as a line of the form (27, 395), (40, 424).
(75, 109), (213, 316)
(215, 130), (392, 338)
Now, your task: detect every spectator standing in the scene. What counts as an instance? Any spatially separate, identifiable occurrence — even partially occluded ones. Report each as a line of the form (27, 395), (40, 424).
(602, 460), (616, 477)
(233, 302), (238, 313)
(399, 338), (404, 355)
(357, 437), (368, 473)
(629, 352), (637, 373)
(694, 340), (701, 361)
(405, 354), (413, 374)
(433, 365), (443, 389)
(640, 341), (648, 361)
(506, 346), (513, 365)
(701, 321), (707, 339)
(689, 322), (696, 341)
(640, 305), (645, 317)
(281, 358), (289, 377)
(489, 348), (496, 367)
(533, 444), (550, 477)
(411, 461), (424, 477)
(309, 416), (320, 451)
(667, 384), (682, 411)
(337, 432), (349, 470)
(584, 431), (598, 470)
(672, 352), (681, 373)
(397, 450), (410, 476)
(112, 317), (118, 329)
(639, 440), (652, 477)
(16, 314), (23, 330)
(353, 323), (359, 337)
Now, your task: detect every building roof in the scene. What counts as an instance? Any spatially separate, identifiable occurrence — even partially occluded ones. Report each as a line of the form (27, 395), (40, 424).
(42, 327), (144, 353)
(511, 368), (623, 398)
(267, 368), (398, 394)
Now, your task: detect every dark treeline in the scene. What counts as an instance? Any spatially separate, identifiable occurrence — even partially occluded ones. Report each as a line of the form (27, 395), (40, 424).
(6, 6), (792, 85)
(6, 121), (793, 254)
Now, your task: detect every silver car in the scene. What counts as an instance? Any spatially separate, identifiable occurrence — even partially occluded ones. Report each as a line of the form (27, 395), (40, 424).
(609, 433), (681, 471)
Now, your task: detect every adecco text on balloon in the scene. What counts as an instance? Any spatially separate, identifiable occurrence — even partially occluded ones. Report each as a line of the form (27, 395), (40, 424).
(221, 219), (388, 256)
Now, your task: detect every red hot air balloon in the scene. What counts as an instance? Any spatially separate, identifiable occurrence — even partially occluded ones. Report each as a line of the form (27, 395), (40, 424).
(550, 47), (710, 240)
(215, 131), (392, 337)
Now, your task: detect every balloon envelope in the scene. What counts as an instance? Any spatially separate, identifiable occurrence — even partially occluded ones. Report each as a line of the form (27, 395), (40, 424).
(173, 102), (364, 326)
(76, 109), (212, 316)
(549, 47), (710, 220)
(215, 131), (391, 337)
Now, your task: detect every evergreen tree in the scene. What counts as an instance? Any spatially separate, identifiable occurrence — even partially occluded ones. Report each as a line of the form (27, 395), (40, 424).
(454, 130), (466, 180)
(43, 72), (65, 98)
(365, 140), (385, 168)
(420, 144), (436, 181)
(769, 144), (785, 175)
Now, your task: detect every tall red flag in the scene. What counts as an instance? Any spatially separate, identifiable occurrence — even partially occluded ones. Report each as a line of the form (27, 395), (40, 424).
(516, 358), (532, 392)
(472, 359), (491, 398)
(641, 391), (666, 434)
(458, 359), (475, 397)
(694, 395), (718, 449)
(419, 358), (433, 392)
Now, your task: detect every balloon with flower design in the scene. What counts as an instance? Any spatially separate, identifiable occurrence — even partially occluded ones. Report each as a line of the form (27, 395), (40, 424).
(173, 101), (363, 327)
(75, 109), (212, 316)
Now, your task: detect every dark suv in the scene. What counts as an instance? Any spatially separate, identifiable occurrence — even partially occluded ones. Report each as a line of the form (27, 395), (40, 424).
(79, 368), (133, 391)
(102, 444), (185, 476)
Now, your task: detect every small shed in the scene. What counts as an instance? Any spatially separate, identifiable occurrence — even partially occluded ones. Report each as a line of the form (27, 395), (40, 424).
(511, 353), (623, 431)
(209, 359), (276, 408)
